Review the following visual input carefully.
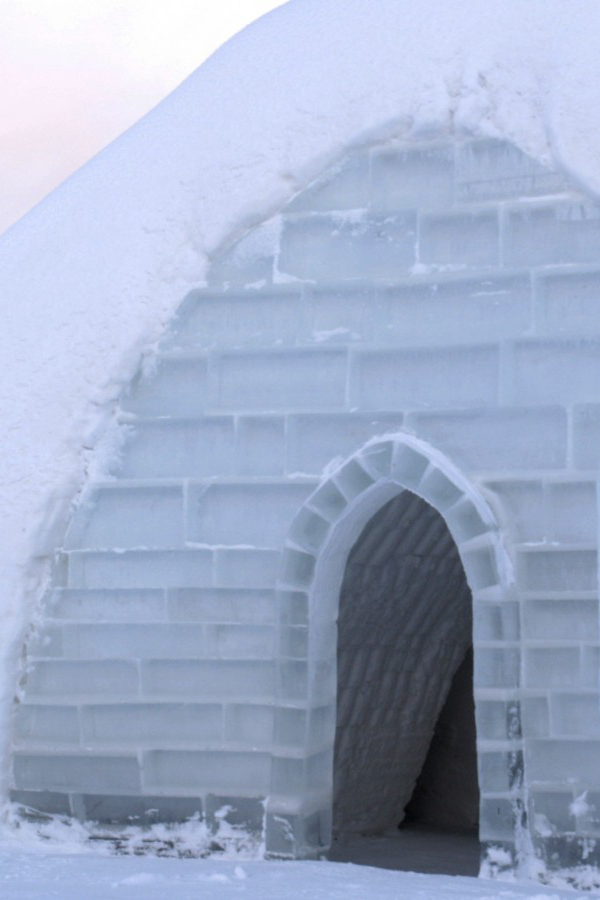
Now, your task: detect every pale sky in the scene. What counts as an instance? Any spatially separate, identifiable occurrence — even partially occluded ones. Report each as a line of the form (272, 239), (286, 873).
(0, 1), (285, 235)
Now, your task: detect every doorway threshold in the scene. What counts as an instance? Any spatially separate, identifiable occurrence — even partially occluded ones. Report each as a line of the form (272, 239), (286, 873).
(327, 824), (480, 877)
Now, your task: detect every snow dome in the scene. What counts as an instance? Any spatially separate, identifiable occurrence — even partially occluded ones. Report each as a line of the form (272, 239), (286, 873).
(2, 0), (600, 886)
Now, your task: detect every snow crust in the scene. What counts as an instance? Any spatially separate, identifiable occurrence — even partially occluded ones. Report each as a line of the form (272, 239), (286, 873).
(1, 0), (600, 825)
(0, 828), (590, 900)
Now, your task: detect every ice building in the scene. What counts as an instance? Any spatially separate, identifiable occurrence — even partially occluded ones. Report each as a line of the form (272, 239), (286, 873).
(2, 0), (600, 884)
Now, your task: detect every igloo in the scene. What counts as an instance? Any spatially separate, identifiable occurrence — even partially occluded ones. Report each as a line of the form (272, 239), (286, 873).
(3, 0), (600, 885)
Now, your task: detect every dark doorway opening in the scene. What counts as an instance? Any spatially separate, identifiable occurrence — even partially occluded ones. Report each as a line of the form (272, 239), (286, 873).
(328, 490), (480, 875)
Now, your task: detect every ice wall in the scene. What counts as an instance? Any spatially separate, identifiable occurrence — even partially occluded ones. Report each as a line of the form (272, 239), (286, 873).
(405, 649), (479, 832)
(9, 136), (600, 879)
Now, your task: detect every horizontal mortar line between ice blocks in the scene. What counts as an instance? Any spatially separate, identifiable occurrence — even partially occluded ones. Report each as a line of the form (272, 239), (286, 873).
(65, 546), (209, 555)
(194, 350), (353, 366)
(520, 688), (600, 698)
(94, 476), (322, 488)
(270, 745), (333, 759)
(175, 335), (512, 352)
(28, 655), (281, 665)
(59, 742), (304, 755)
(139, 696), (305, 710)
(528, 786), (585, 795)
(8, 785), (147, 802)
(464, 186), (573, 206)
(205, 406), (353, 417)
(18, 695), (301, 707)
(307, 337), (512, 354)
(405, 414), (566, 431)
(475, 469), (582, 482)
(266, 793), (331, 815)
(115, 413), (233, 426)
(171, 789), (271, 802)
(521, 639), (600, 648)
(476, 739), (524, 752)
(141, 784), (270, 799)
(151, 350), (211, 361)
(189, 282), (305, 296)
(12, 749), (140, 759)
(273, 259), (534, 279)
(87, 478), (188, 489)
(515, 542), (598, 552)
(16, 699), (288, 710)
(527, 737), (600, 745)
(479, 791), (523, 801)
(18, 696), (144, 707)
(500, 190), (588, 209)
(520, 591), (598, 601)
(482, 476), (598, 489)
(185, 543), (285, 551)
(277, 581), (315, 594)
(183, 476), (321, 487)
(48, 617), (282, 626)
(64, 548), (215, 555)
(47, 618), (171, 626)
(476, 642), (521, 650)
(474, 689), (521, 700)
(530, 260), (600, 274)
(528, 260), (600, 278)
(144, 744), (329, 759)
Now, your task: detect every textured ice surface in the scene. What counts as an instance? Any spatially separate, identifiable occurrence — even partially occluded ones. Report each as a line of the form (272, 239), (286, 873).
(333, 492), (472, 836)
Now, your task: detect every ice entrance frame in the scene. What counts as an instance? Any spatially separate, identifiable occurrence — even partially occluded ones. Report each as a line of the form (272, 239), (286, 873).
(269, 434), (518, 862)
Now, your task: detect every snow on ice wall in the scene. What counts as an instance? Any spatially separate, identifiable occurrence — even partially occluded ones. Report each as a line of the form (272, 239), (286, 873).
(9, 137), (600, 872)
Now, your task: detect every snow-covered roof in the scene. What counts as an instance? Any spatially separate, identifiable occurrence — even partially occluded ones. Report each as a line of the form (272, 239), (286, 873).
(1, 0), (600, 752)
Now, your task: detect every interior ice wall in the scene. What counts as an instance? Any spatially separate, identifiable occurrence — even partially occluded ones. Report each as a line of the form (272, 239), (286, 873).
(405, 649), (479, 832)
(333, 491), (472, 836)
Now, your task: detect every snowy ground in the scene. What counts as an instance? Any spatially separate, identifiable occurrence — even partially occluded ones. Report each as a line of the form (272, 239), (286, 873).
(0, 849), (592, 900)
(0, 824), (593, 900)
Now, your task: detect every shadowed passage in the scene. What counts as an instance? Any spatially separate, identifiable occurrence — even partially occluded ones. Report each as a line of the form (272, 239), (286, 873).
(329, 491), (479, 875)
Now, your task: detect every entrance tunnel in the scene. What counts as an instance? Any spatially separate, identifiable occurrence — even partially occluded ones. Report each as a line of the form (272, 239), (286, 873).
(329, 490), (479, 873)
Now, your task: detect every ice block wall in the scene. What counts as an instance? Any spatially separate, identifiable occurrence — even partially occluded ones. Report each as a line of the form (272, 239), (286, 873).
(10, 137), (600, 872)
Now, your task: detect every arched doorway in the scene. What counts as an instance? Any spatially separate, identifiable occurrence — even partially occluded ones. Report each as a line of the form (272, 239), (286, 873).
(269, 435), (520, 867)
(330, 489), (479, 873)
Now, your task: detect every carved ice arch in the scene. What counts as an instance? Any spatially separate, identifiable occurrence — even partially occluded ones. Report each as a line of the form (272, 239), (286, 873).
(269, 432), (521, 861)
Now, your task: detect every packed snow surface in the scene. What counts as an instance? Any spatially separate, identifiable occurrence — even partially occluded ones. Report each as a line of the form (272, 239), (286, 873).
(0, 820), (595, 897)
(0, 851), (590, 900)
(1, 0), (600, 828)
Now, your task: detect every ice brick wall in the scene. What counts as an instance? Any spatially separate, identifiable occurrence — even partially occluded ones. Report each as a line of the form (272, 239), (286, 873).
(10, 137), (600, 869)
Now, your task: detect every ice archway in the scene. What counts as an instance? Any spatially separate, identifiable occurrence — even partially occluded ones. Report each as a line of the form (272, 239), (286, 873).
(270, 434), (518, 860)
